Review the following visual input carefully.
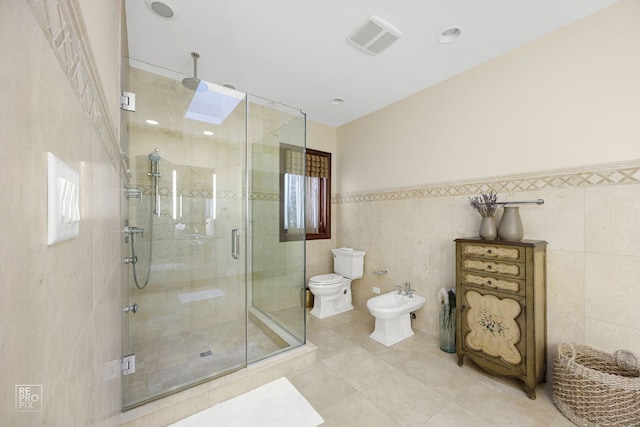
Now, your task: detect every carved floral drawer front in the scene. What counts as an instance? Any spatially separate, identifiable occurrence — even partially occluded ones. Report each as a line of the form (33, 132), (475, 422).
(463, 273), (521, 293)
(464, 290), (522, 365)
(462, 244), (522, 261)
(463, 259), (523, 278)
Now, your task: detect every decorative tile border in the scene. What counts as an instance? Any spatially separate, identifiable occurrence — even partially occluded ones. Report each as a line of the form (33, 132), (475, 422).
(27, 0), (125, 177)
(335, 160), (640, 204)
(138, 185), (278, 201)
(139, 160), (640, 204)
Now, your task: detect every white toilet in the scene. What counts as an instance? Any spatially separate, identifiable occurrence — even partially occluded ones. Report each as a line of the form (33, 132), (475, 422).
(308, 248), (365, 319)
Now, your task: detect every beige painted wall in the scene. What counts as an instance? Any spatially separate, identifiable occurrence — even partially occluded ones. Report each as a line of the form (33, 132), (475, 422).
(0, 0), (123, 425)
(337, 0), (640, 194)
(335, 0), (640, 373)
(305, 120), (338, 280)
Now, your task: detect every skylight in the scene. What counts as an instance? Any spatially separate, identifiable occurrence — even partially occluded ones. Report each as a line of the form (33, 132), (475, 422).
(185, 80), (245, 125)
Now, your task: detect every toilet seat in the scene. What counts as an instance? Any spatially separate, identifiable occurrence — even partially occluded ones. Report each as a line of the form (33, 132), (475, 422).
(309, 273), (343, 285)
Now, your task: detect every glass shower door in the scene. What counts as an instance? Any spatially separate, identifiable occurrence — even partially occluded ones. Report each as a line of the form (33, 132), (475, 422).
(122, 60), (248, 409)
(248, 102), (306, 360)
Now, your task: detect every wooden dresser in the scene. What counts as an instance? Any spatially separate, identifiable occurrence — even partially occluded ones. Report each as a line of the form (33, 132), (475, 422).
(455, 238), (547, 399)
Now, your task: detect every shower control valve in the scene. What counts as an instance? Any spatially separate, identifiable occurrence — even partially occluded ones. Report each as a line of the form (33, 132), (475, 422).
(123, 226), (144, 238)
(123, 303), (138, 314)
(123, 256), (137, 264)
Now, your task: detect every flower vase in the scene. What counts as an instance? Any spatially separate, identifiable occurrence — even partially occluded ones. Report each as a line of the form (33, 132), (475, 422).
(498, 206), (524, 241)
(439, 303), (456, 353)
(479, 216), (497, 240)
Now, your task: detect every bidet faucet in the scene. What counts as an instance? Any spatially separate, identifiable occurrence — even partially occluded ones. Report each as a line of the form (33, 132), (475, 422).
(404, 282), (415, 298)
(396, 285), (403, 295)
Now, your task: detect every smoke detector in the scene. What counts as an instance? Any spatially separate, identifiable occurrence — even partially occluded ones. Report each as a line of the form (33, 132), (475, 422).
(347, 16), (402, 55)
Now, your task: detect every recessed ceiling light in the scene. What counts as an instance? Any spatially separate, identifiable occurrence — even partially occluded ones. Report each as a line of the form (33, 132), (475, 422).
(146, 119), (159, 125)
(146, 0), (175, 19)
(330, 98), (344, 105)
(438, 26), (463, 44)
(203, 131), (214, 136)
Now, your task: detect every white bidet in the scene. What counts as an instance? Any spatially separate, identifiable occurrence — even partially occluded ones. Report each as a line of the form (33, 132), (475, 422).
(367, 291), (425, 346)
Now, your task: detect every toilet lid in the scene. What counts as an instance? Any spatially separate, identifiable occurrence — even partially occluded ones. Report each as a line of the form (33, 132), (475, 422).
(309, 273), (343, 285)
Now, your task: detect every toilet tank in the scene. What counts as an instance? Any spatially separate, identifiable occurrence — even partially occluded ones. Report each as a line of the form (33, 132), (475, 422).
(331, 248), (366, 279)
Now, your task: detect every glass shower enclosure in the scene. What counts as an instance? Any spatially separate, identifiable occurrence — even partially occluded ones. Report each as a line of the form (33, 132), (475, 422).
(121, 59), (306, 409)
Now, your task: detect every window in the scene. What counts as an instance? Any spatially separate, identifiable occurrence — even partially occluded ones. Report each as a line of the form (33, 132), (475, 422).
(280, 144), (331, 241)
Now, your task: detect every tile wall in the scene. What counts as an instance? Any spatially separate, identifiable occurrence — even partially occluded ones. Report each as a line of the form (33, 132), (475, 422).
(1, 0), (123, 426)
(336, 161), (640, 375)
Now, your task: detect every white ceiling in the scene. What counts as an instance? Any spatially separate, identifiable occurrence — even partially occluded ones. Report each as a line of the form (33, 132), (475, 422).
(125, 0), (619, 127)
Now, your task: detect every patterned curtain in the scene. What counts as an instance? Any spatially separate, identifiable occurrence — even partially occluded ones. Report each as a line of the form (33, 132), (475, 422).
(283, 148), (328, 235)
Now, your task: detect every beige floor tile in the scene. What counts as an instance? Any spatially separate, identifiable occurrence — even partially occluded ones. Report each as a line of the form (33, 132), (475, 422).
(288, 363), (356, 411)
(321, 346), (395, 390)
(359, 369), (451, 427)
(319, 391), (402, 427)
(420, 401), (497, 427)
(299, 307), (574, 427)
(451, 378), (570, 427)
(310, 329), (357, 361)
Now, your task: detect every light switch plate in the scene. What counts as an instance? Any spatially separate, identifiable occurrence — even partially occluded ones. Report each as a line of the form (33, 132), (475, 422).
(47, 152), (80, 245)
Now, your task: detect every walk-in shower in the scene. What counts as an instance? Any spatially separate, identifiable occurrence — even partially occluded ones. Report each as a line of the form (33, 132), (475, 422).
(122, 57), (306, 409)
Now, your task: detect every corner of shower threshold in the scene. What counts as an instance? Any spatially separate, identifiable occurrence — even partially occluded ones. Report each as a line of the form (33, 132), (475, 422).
(120, 341), (317, 427)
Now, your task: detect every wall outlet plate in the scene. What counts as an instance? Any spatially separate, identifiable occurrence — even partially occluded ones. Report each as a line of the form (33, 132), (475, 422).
(372, 286), (381, 294)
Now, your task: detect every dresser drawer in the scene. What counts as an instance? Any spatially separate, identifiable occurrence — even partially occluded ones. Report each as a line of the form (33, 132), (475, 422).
(461, 272), (525, 295)
(461, 242), (524, 262)
(461, 257), (525, 279)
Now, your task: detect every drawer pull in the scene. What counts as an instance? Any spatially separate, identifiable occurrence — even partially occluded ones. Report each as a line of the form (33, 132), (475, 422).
(487, 280), (492, 285)
(487, 249), (492, 254)
(487, 265), (492, 269)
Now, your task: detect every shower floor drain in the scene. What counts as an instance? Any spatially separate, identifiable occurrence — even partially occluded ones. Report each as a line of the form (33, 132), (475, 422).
(200, 350), (213, 358)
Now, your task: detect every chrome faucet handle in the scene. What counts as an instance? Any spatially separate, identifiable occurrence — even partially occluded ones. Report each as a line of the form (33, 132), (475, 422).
(405, 284), (415, 298)
(395, 285), (403, 295)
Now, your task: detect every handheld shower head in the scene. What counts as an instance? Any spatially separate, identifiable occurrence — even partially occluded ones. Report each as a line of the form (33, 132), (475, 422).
(148, 148), (161, 162)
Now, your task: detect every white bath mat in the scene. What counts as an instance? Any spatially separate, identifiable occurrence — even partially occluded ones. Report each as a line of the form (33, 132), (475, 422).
(178, 288), (225, 303)
(169, 377), (324, 427)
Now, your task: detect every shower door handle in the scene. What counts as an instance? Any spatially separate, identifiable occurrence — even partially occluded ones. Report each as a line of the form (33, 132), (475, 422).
(231, 229), (240, 259)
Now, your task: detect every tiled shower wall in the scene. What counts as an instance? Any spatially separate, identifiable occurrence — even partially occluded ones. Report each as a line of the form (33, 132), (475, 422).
(1, 0), (123, 426)
(336, 161), (640, 373)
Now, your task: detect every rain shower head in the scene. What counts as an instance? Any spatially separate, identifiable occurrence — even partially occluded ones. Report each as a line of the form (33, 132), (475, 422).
(148, 148), (161, 162)
(182, 77), (200, 91)
(182, 52), (205, 91)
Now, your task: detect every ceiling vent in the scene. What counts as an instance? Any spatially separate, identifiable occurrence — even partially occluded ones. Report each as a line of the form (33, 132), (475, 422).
(347, 16), (402, 55)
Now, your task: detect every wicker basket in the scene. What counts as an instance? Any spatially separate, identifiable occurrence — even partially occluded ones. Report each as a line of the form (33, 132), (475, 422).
(553, 343), (640, 426)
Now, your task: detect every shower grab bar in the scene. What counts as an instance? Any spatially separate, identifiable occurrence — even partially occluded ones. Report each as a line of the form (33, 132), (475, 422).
(231, 229), (240, 259)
